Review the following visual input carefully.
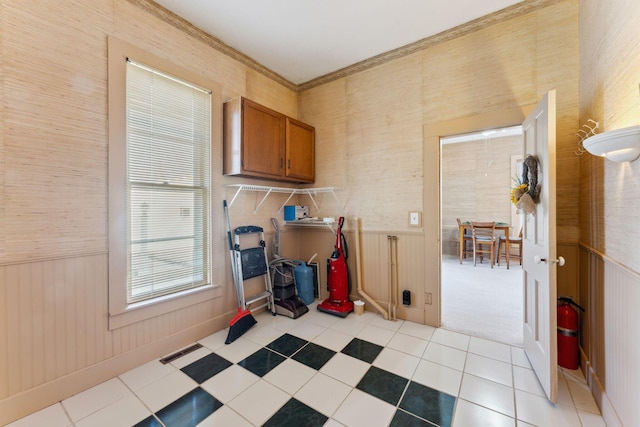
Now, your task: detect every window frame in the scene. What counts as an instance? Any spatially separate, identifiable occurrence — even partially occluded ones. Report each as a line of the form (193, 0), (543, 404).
(108, 37), (222, 330)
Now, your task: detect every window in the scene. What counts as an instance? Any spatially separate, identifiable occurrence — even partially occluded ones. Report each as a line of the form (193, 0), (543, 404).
(108, 37), (222, 329)
(126, 60), (211, 303)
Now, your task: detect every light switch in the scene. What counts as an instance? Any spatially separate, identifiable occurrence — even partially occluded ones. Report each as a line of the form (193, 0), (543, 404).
(409, 211), (422, 227)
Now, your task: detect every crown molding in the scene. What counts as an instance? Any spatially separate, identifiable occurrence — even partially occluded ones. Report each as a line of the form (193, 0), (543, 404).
(128, 0), (297, 91)
(133, 0), (559, 93)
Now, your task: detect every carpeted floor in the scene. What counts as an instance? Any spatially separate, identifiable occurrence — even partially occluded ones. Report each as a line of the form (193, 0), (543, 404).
(441, 255), (523, 346)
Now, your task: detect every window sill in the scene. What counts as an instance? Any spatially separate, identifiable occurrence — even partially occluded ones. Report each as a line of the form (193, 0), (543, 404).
(108, 284), (223, 330)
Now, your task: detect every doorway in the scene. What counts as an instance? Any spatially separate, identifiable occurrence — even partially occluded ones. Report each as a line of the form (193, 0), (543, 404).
(440, 126), (524, 346)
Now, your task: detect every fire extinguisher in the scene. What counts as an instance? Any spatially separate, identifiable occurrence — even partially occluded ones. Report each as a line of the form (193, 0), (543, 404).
(557, 296), (585, 370)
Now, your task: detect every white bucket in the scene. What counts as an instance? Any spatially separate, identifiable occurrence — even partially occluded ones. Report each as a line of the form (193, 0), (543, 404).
(354, 300), (365, 315)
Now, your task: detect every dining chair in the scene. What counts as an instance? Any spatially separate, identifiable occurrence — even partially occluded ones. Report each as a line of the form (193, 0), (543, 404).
(497, 227), (523, 269)
(457, 218), (473, 262)
(471, 221), (497, 268)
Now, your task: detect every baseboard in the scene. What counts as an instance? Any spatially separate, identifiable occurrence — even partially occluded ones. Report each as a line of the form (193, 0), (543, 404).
(0, 313), (230, 425)
(582, 357), (623, 427)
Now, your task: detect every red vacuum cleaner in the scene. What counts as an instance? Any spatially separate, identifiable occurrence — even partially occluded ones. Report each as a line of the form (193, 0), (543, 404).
(317, 216), (354, 317)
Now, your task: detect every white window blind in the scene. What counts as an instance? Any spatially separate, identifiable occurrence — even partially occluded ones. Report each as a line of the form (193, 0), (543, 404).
(126, 59), (211, 304)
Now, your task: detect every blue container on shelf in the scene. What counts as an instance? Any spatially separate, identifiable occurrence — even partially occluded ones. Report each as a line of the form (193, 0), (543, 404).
(294, 261), (314, 304)
(284, 206), (296, 221)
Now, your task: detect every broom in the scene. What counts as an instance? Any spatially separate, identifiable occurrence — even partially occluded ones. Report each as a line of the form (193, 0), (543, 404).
(224, 200), (257, 344)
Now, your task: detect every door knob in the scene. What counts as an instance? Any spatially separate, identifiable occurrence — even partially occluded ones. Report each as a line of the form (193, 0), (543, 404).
(534, 255), (565, 266)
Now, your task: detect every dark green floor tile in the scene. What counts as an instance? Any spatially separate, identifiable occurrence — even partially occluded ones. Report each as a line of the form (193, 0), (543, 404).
(180, 352), (232, 384)
(356, 366), (408, 406)
(291, 342), (336, 370)
(341, 338), (384, 363)
(262, 398), (328, 427)
(266, 333), (309, 356)
(238, 347), (286, 377)
(399, 381), (455, 427)
(156, 387), (222, 427)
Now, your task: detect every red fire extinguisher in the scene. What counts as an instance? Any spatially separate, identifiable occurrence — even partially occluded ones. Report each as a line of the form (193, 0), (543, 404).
(557, 296), (585, 370)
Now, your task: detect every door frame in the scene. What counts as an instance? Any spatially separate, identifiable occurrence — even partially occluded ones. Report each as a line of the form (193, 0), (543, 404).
(423, 104), (535, 327)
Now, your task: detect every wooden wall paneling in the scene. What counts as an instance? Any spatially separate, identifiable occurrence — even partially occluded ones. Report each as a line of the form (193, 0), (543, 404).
(30, 262), (45, 387)
(5, 264), (20, 395)
(394, 233), (426, 323)
(0, 266), (6, 400)
(604, 258), (640, 427)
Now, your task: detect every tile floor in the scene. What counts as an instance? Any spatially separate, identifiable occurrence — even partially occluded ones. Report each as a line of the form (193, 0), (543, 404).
(8, 303), (606, 427)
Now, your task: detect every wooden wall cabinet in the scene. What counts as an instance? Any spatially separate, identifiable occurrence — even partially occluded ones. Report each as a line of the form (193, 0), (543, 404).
(224, 97), (315, 183)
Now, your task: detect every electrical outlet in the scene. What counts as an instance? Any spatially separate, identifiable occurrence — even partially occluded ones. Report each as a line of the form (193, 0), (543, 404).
(425, 292), (432, 305)
(409, 211), (422, 227)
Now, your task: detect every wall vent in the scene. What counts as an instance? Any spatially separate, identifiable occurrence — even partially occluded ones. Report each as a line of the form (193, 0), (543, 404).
(159, 343), (203, 364)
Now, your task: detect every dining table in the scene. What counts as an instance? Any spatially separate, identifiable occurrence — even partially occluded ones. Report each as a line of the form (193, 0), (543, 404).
(458, 221), (510, 266)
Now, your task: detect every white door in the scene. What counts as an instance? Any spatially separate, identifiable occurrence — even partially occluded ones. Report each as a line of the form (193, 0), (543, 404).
(522, 90), (558, 402)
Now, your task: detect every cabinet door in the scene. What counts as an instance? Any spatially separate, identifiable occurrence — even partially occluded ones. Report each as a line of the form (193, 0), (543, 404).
(242, 99), (285, 177)
(286, 117), (315, 182)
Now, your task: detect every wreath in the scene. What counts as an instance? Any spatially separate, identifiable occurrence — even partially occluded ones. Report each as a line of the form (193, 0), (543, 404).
(510, 155), (541, 216)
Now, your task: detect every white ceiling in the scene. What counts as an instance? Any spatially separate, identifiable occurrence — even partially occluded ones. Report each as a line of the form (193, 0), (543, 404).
(153, 0), (525, 85)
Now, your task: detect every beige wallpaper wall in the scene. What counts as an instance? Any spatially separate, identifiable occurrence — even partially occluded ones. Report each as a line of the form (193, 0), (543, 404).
(300, 0), (579, 328)
(0, 0), (592, 423)
(0, 0), (301, 423)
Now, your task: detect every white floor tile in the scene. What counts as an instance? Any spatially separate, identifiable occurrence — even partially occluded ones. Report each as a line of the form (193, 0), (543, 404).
(459, 373), (515, 417)
(198, 329), (229, 351)
(227, 379), (290, 426)
(288, 320), (326, 341)
(369, 315), (404, 332)
(412, 359), (463, 396)
(6, 403), (71, 427)
(241, 323), (286, 346)
(422, 341), (467, 371)
(74, 394), (150, 427)
(515, 389), (582, 426)
(398, 320), (436, 340)
(201, 364), (260, 403)
(431, 328), (471, 351)
(464, 353), (513, 387)
(564, 370), (601, 414)
(320, 352), (371, 387)
(329, 315), (368, 336)
(263, 358), (317, 394)
(197, 406), (253, 427)
(578, 409), (608, 427)
(386, 332), (428, 357)
(212, 337), (262, 363)
(333, 388), (396, 427)
(312, 328), (354, 352)
(468, 336), (512, 363)
(372, 347), (420, 379)
(135, 370), (197, 412)
(62, 378), (131, 422)
(356, 324), (395, 347)
(119, 359), (176, 392)
(557, 372), (575, 407)
(510, 346), (531, 369)
(169, 346), (212, 369)
(512, 365), (545, 397)
(304, 310), (341, 328)
(294, 372), (352, 416)
(453, 398), (516, 427)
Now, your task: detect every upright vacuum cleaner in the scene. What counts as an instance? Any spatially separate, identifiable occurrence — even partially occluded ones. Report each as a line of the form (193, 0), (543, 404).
(317, 216), (354, 317)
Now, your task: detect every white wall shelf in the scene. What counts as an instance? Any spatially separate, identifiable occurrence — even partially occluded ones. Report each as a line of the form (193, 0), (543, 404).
(225, 184), (343, 215)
